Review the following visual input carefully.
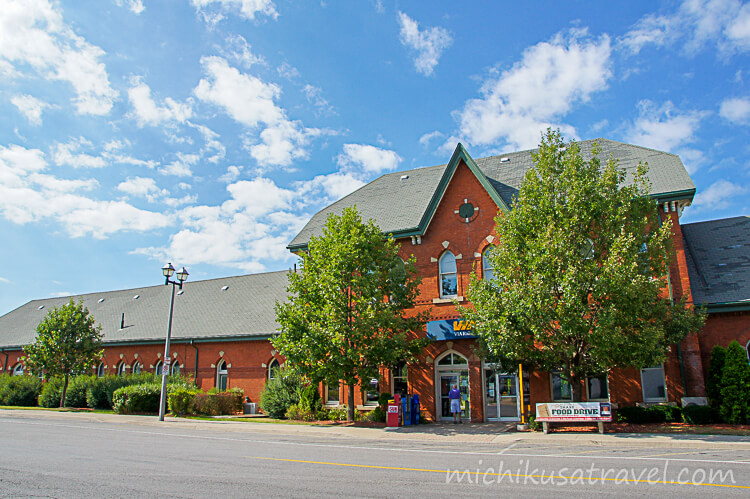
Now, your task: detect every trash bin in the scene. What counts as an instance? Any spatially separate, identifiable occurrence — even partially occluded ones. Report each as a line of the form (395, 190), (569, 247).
(386, 394), (401, 428)
(411, 394), (420, 425)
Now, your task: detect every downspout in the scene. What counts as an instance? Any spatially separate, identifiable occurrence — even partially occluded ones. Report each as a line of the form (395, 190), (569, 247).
(659, 207), (688, 398)
(190, 339), (199, 387)
(2, 348), (7, 374)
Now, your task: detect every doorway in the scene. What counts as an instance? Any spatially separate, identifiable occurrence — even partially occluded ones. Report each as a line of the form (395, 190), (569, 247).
(484, 368), (520, 421)
(435, 351), (470, 421)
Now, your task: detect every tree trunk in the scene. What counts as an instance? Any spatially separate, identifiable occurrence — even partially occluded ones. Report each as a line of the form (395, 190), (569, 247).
(347, 384), (355, 422)
(60, 373), (69, 408)
(571, 373), (583, 402)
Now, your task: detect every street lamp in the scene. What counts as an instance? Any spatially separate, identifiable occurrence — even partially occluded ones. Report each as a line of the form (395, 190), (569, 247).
(158, 262), (188, 421)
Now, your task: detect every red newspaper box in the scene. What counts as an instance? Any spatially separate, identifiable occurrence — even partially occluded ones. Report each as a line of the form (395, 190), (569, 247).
(386, 394), (401, 427)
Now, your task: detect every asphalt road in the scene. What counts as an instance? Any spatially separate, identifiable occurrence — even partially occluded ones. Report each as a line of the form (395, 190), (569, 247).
(1, 411), (749, 498)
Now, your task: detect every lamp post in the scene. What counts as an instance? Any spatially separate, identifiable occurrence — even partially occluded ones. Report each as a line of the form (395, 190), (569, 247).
(159, 262), (188, 422)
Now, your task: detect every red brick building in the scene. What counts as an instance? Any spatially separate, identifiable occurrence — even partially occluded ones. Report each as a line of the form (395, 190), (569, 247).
(2, 139), (749, 422)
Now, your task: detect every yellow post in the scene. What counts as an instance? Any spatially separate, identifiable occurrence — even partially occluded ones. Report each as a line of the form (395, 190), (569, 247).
(518, 363), (525, 424)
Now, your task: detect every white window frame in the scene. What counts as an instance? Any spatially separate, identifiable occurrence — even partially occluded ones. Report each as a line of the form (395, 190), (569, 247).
(746, 340), (750, 363)
(170, 361), (180, 376)
(482, 247), (494, 281)
(216, 360), (228, 391)
(325, 382), (340, 405)
(154, 360), (163, 376)
(439, 251), (458, 298)
(132, 360), (141, 374)
(96, 363), (105, 378)
(585, 373), (610, 401)
(641, 364), (667, 403)
(391, 362), (408, 396)
(362, 377), (380, 406)
(116, 361), (127, 377)
(550, 371), (573, 401)
(12, 363), (24, 376)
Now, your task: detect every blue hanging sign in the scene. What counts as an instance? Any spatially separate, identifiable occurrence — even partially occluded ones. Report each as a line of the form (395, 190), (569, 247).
(426, 319), (477, 341)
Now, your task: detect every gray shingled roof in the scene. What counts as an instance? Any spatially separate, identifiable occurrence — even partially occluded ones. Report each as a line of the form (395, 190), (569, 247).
(0, 270), (291, 349)
(289, 138), (695, 249)
(683, 216), (750, 309)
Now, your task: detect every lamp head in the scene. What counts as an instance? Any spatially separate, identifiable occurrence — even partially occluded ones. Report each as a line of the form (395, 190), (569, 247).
(162, 262), (175, 278)
(176, 267), (189, 283)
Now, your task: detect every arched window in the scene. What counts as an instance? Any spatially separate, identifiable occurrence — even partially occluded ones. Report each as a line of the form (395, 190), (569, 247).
(96, 363), (105, 378)
(437, 352), (468, 366)
(216, 360), (228, 391)
(482, 247), (494, 281)
(268, 358), (280, 380)
(746, 340), (749, 363)
(171, 361), (180, 376)
(155, 360), (163, 375)
(132, 361), (142, 374)
(439, 251), (458, 297)
(117, 361), (127, 377)
(12, 363), (24, 376)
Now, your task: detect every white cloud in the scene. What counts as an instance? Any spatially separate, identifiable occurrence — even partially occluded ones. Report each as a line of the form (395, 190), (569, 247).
(0, 144), (168, 237)
(0, 277), (10, 284)
(336, 143), (402, 174)
(191, 0), (278, 23)
(0, 0), (118, 115)
(222, 34), (264, 68)
(128, 76), (193, 127)
(277, 62), (300, 80)
(246, 121), (319, 168)
(456, 29), (612, 150)
(692, 179), (748, 211)
(159, 152), (198, 177)
(297, 171), (366, 201)
(218, 165), (242, 183)
(302, 84), (334, 115)
(624, 100), (707, 173)
(52, 138), (107, 168)
(10, 94), (50, 125)
(419, 130), (444, 147)
(719, 96), (750, 124)
(115, 0), (145, 14)
(621, 0), (750, 55)
(195, 56), (283, 128)
(397, 11), (452, 76)
(117, 176), (167, 200)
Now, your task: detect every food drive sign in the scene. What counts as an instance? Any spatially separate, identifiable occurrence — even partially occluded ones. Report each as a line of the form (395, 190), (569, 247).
(535, 402), (612, 422)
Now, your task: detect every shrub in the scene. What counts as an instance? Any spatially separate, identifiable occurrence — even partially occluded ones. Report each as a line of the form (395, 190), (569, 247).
(719, 341), (750, 424)
(0, 375), (42, 407)
(682, 405), (715, 425)
(259, 368), (302, 419)
(65, 376), (95, 408)
(618, 405), (657, 424)
(377, 392), (392, 408)
(364, 406), (386, 423)
(112, 383), (161, 414)
(192, 389), (243, 416)
(706, 345), (726, 410)
(168, 387), (200, 416)
(326, 406), (348, 421)
(528, 415), (541, 431)
(299, 384), (322, 414)
(648, 404), (682, 423)
(39, 377), (65, 408)
(86, 373), (193, 410)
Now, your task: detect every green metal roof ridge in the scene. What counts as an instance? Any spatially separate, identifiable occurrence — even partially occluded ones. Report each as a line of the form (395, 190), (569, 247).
(700, 300), (750, 313)
(416, 143), (510, 235)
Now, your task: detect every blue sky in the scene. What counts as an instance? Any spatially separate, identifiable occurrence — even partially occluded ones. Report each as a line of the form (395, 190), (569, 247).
(1, 0), (750, 316)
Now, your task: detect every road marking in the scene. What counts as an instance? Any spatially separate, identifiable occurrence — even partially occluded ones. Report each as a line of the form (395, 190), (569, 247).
(247, 456), (750, 490)
(2, 417), (749, 466)
(637, 449), (736, 459)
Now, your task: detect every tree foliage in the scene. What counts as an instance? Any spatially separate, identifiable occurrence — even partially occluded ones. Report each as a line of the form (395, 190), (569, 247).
(273, 206), (429, 421)
(23, 299), (103, 407)
(706, 345), (726, 409)
(718, 341), (750, 424)
(464, 130), (705, 401)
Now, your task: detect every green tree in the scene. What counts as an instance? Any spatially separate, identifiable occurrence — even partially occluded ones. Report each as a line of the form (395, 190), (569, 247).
(464, 130), (705, 401)
(719, 341), (750, 424)
(706, 345), (726, 410)
(274, 206), (429, 421)
(23, 299), (103, 408)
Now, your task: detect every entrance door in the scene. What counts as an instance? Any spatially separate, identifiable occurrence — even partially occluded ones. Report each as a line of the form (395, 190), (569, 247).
(484, 370), (520, 421)
(439, 372), (469, 420)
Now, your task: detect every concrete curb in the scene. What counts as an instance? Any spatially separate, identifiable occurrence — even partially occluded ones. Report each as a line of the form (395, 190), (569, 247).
(3, 408), (750, 450)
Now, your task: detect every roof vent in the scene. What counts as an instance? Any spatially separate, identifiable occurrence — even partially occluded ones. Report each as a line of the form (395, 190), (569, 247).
(133, 295), (139, 300)
(177, 290), (184, 295)
(221, 285), (229, 291)
(500, 157), (510, 163)
(38, 305), (44, 310)
(400, 175), (409, 180)
(98, 298), (105, 303)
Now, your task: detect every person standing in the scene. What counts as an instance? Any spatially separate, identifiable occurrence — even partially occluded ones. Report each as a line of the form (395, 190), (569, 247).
(449, 384), (462, 424)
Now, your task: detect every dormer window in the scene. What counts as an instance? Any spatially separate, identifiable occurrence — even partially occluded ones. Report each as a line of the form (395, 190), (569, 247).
(439, 252), (458, 297)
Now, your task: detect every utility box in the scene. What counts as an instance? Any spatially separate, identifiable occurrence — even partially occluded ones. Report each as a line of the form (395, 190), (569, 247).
(243, 402), (256, 415)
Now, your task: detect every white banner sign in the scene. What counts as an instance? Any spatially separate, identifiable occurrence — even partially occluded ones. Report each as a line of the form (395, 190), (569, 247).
(535, 402), (612, 422)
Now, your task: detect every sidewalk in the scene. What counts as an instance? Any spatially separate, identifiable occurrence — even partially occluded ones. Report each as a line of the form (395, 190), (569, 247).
(3, 408), (750, 450)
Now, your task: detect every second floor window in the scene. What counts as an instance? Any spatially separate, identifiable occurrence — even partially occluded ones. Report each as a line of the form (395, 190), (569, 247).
(482, 247), (494, 281)
(439, 251), (458, 297)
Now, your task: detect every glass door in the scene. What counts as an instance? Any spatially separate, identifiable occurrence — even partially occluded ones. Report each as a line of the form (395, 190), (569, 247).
(484, 369), (498, 420)
(439, 372), (470, 420)
(497, 374), (519, 420)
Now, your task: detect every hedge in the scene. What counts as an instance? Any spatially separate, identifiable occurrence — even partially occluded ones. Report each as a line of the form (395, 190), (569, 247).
(168, 387), (200, 416)
(112, 383), (162, 414)
(682, 405), (716, 425)
(617, 405), (683, 424)
(0, 375), (42, 407)
(191, 389), (243, 416)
